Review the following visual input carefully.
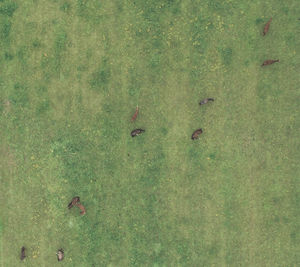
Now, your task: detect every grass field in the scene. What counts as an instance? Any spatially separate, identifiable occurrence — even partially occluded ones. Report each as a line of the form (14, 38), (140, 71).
(1, 0), (300, 266)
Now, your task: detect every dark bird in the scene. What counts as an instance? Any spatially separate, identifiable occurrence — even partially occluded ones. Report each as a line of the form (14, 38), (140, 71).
(191, 129), (203, 140)
(131, 129), (145, 137)
(20, 247), (26, 261)
(199, 98), (214, 105)
(68, 196), (80, 209)
(261, 59), (279, 66)
(56, 249), (64, 261)
(263, 17), (272, 36)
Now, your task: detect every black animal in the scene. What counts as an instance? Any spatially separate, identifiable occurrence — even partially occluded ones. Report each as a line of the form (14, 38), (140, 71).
(20, 247), (26, 261)
(199, 98), (214, 105)
(57, 249), (64, 261)
(131, 129), (145, 137)
(68, 196), (80, 209)
(191, 129), (203, 140)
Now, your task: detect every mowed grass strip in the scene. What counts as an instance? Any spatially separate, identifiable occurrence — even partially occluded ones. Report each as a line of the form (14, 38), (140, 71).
(1, 0), (300, 266)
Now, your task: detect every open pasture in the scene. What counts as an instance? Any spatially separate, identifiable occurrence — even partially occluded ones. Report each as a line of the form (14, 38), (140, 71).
(1, 0), (300, 266)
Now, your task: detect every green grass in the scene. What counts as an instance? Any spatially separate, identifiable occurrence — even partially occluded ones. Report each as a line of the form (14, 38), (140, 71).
(1, 0), (300, 266)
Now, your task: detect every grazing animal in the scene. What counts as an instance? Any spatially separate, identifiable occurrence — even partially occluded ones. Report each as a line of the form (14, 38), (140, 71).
(75, 203), (86, 215)
(191, 129), (203, 140)
(20, 247), (26, 261)
(261, 59), (279, 66)
(131, 129), (145, 137)
(199, 98), (214, 105)
(131, 106), (139, 122)
(263, 17), (272, 36)
(56, 249), (64, 261)
(68, 196), (80, 209)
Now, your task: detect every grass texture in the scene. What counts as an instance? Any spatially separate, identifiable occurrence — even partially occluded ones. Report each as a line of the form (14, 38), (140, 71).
(0, 0), (300, 266)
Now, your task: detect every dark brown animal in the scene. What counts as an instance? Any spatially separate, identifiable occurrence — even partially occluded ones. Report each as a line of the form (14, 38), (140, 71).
(75, 203), (86, 215)
(20, 247), (26, 261)
(57, 249), (64, 261)
(263, 17), (272, 36)
(68, 196), (80, 209)
(191, 129), (203, 140)
(131, 129), (145, 137)
(261, 59), (279, 66)
(199, 98), (214, 105)
(131, 106), (139, 122)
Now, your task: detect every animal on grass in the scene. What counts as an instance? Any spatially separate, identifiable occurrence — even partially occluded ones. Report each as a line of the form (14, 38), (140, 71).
(68, 196), (80, 209)
(75, 203), (86, 215)
(56, 249), (64, 261)
(131, 129), (145, 137)
(131, 106), (139, 122)
(261, 59), (279, 66)
(263, 17), (272, 36)
(199, 98), (214, 105)
(20, 247), (26, 261)
(192, 129), (203, 140)
(68, 197), (86, 215)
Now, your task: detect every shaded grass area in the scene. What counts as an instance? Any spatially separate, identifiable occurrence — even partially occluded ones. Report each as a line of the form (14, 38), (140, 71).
(1, 0), (300, 266)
